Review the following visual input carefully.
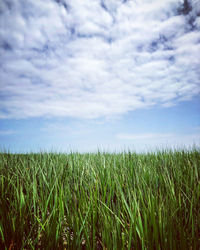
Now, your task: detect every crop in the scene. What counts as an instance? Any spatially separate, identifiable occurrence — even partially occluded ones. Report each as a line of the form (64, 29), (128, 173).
(0, 148), (200, 249)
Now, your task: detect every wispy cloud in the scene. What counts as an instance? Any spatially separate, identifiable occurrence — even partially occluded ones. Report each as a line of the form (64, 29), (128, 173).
(0, 0), (200, 119)
(117, 133), (173, 140)
(41, 123), (70, 132)
(0, 130), (15, 136)
(40, 121), (93, 137)
(194, 126), (200, 131)
(116, 132), (200, 148)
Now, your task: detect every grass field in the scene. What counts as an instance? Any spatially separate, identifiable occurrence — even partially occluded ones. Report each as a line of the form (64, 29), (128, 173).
(0, 148), (200, 249)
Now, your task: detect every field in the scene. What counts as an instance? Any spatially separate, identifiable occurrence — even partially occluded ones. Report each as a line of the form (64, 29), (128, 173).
(0, 149), (200, 249)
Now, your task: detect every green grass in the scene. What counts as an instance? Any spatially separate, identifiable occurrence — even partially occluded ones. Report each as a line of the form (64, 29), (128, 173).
(0, 148), (200, 249)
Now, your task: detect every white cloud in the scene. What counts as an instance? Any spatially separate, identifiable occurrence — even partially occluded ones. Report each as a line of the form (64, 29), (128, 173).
(116, 132), (200, 151)
(0, 130), (15, 135)
(194, 126), (200, 131)
(117, 133), (173, 140)
(0, 0), (200, 119)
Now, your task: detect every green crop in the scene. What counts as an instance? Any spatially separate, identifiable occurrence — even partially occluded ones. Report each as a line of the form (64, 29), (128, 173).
(0, 148), (199, 249)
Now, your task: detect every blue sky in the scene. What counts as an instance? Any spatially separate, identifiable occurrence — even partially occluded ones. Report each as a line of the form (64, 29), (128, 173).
(0, 0), (200, 153)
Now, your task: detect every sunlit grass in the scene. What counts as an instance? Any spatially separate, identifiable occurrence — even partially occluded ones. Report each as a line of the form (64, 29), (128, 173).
(0, 148), (200, 249)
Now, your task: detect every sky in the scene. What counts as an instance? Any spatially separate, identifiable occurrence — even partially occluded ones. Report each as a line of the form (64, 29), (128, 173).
(0, 0), (200, 153)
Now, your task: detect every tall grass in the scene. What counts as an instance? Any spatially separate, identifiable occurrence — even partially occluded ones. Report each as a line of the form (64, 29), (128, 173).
(0, 149), (200, 249)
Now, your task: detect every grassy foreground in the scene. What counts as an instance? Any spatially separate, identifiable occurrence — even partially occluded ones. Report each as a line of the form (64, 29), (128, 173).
(0, 149), (200, 249)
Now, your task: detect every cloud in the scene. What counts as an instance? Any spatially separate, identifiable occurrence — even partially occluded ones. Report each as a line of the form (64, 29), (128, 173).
(194, 126), (200, 131)
(0, 130), (15, 135)
(0, 0), (200, 119)
(117, 133), (173, 140)
(40, 121), (93, 137)
(40, 122), (70, 132)
(116, 132), (200, 150)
